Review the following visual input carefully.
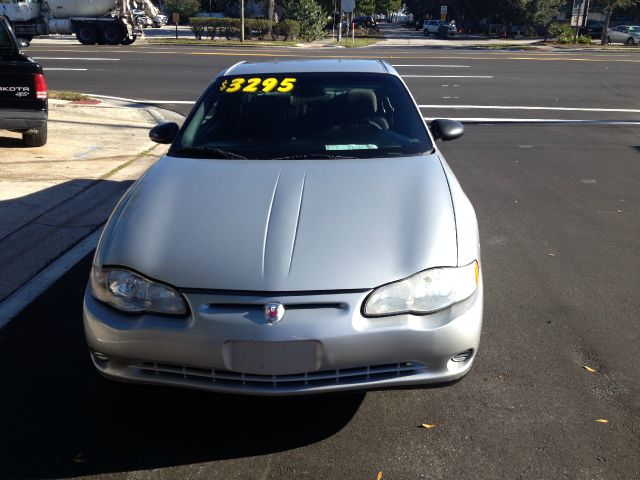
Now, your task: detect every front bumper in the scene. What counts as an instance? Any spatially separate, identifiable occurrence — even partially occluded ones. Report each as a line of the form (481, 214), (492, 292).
(83, 282), (483, 395)
(0, 109), (47, 130)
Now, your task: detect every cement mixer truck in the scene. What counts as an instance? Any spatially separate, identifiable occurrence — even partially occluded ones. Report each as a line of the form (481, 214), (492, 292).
(0, 0), (160, 46)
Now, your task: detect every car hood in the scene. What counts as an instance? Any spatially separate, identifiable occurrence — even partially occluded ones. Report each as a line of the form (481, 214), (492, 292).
(98, 154), (458, 291)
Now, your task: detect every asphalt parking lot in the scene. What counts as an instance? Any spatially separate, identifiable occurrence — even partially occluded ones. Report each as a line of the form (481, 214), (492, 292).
(1, 29), (639, 479)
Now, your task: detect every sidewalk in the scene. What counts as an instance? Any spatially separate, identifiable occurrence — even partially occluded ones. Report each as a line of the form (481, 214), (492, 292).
(0, 99), (183, 322)
(376, 22), (544, 48)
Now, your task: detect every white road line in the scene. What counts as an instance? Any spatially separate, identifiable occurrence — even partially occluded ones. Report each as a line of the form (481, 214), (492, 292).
(392, 64), (471, 68)
(44, 68), (88, 71)
(403, 75), (493, 78)
(418, 104), (640, 113)
(87, 94), (196, 105)
(0, 227), (102, 330)
(33, 57), (120, 61)
(424, 117), (640, 125)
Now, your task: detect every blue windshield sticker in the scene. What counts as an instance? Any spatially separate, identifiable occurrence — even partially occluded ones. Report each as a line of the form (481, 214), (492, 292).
(325, 144), (379, 150)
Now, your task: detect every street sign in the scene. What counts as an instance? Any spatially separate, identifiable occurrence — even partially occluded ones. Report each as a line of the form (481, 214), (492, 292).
(570, 0), (590, 27)
(441, 5), (447, 15)
(172, 12), (180, 24)
(342, 0), (355, 13)
(441, 14), (446, 21)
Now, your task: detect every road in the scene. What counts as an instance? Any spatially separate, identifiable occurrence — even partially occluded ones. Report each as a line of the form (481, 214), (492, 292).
(1, 41), (639, 479)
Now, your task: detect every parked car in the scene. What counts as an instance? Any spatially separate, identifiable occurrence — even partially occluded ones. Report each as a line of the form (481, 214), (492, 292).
(0, 15), (48, 147)
(437, 22), (457, 37)
(132, 9), (152, 28)
(606, 25), (640, 45)
(152, 14), (168, 28)
(423, 19), (442, 35)
(84, 59), (483, 396)
(585, 20), (604, 38)
(353, 15), (376, 29)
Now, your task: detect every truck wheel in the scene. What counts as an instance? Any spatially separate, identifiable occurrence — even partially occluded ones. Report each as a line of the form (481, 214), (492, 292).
(121, 35), (137, 45)
(22, 124), (48, 147)
(101, 25), (125, 45)
(76, 25), (98, 45)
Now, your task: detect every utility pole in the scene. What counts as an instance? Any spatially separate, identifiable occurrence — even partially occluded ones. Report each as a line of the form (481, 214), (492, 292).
(337, 0), (342, 42)
(240, 0), (245, 42)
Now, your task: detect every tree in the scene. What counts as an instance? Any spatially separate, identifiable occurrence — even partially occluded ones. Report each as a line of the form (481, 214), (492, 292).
(356, 0), (376, 15)
(594, 0), (639, 43)
(376, 0), (402, 15)
(282, 0), (327, 42)
(165, 0), (201, 20)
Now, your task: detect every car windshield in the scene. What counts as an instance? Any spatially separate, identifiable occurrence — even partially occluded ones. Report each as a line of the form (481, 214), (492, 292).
(172, 72), (433, 159)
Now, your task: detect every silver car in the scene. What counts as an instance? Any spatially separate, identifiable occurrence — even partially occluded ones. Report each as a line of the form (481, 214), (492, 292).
(606, 25), (640, 45)
(84, 59), (483, 395)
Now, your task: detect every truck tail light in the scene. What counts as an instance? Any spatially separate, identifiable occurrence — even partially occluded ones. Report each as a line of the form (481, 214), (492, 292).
(34, 73), (47, 100)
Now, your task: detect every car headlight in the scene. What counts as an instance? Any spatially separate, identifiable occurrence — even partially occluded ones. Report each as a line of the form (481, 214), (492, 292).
(90, 266), (187, 315)
(364, 261), (479, 316)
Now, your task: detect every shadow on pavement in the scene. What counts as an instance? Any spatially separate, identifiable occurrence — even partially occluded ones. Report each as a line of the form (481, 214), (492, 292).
(0, 254), (364, 479)
(0, 135), (28, 148)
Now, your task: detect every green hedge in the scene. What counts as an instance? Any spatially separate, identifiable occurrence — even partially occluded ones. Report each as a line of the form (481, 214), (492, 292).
(189, 17), (300, 41)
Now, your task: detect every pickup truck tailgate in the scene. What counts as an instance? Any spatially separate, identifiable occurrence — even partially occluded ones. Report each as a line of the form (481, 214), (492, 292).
(0, 61), (45, 110)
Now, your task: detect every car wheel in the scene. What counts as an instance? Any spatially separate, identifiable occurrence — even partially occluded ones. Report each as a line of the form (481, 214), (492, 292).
(76, 25), (98, 45)
(121, 35), (137, 45)
(100, 25), (125, 45)
(626, 37), (635, 45)
(22, 124), (47, 147)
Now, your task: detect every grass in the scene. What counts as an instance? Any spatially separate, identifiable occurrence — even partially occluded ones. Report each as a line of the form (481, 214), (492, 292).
(49, 90), (93, 101)
(147, 38), (299, 47)
(331, 37), (381, 48)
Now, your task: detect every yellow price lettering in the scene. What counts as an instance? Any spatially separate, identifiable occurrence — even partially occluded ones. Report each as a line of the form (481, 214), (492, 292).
(261, 77), (279, 92)
(277, 78), (297, 93)
(243, 78), (262, 93)
(221, 77), (297, 93)
(225, 78), (245, 93)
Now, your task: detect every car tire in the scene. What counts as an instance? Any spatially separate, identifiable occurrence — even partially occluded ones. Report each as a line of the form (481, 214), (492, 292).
(101, 25), (125, 45)
(121, 35), (137, 45)
(76, 25), (98, 45)
(626, 37), (635, 45)
(22, 124), (47, 147)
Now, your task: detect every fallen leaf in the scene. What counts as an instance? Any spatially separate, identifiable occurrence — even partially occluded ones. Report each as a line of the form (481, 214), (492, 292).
(596, 419), (609, 424)
(498, 373), (506, 382)
(421, 423), (436, 429)
(583, 366), (596, 373)
(376, 472), (383, 480)
(617, 210), (623, 213)
(548, 253), (556, 257)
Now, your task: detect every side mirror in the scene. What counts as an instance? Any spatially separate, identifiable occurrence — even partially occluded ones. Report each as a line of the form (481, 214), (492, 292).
(430, 119), (464, 141)
(149, 122), (179, 144)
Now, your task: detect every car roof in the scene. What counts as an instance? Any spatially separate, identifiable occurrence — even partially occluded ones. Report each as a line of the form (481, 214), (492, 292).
(221, 59), (398, 78)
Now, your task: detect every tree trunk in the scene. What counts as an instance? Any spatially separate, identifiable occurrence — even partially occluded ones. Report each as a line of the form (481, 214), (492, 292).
(267, 0), (275, 36)
(601, 2), (613, 45)
(240, 0), (245, 42)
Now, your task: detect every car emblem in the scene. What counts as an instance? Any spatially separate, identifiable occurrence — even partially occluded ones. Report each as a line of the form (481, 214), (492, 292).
(264, 303), (285, 324)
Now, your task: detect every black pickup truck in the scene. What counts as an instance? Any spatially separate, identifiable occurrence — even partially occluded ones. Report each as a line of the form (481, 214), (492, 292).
(0, 16), (47, 147)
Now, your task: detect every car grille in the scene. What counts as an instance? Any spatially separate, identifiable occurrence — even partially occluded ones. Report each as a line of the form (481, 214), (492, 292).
(132, 361), (426, 388)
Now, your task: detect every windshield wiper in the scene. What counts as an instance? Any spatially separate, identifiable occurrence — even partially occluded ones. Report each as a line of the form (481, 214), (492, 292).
(171, 146), (247, 159)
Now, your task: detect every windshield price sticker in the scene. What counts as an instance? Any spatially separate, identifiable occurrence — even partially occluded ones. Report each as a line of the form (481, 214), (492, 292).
(219, 77), (297, 94)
